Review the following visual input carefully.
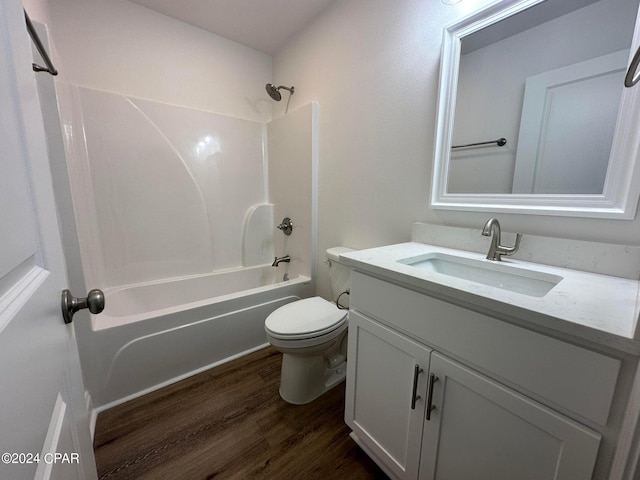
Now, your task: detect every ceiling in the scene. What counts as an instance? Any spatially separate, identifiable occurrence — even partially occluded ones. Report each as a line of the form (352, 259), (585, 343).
(128, 0), (336, 54)
(462, 0), (599, 54)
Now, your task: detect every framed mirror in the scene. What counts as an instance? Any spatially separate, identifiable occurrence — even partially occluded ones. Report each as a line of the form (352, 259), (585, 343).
(431, 0), (640, 218)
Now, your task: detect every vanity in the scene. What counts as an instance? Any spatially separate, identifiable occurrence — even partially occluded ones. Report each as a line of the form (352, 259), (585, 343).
(340, 225), (640, 480)
(341, 0), (640, 476)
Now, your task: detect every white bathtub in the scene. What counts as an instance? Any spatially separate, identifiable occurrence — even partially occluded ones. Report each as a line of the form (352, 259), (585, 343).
(85, 266), (313, 411)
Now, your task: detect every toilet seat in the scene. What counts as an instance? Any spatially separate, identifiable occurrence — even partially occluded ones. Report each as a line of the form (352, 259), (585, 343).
(265, 296), (347, 341)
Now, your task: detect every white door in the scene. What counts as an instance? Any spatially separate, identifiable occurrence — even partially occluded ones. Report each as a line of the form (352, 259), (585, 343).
(512, 50), (628, 195)
(419, 353), (601, 480)
(345, 311), (431, 480)
(0, 2), (97, 479)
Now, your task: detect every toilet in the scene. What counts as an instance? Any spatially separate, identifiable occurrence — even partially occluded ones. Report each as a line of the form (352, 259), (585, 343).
(265, 247), (354, 405)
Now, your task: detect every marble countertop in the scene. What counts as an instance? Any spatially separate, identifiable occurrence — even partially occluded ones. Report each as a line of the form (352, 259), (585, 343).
(341, 242), (640, 354)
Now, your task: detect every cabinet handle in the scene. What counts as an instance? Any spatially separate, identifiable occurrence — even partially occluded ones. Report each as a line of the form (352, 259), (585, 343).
(411, 364), (423, 410)
(426, 373), (439, 420)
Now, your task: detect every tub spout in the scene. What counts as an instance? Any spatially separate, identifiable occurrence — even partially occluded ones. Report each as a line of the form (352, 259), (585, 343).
(272, 255), (291, 267)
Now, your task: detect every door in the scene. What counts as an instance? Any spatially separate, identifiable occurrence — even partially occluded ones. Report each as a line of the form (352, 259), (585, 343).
(0, 2), (97, 479)
(512, 50), (628, 195)
(419, 353), (601, 480)
(345, 311), (431, 480)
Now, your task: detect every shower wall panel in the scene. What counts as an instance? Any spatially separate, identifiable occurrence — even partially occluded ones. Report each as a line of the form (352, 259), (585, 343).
(267, 103), (318, 282)
(76, 87), (266, 288)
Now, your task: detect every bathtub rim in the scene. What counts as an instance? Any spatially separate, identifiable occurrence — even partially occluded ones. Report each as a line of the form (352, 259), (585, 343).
(92, 272), (312, 331)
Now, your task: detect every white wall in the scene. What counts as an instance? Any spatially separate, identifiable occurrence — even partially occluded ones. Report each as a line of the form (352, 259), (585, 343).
(23, 0), (272, 122)
(273, 0), (640, 300)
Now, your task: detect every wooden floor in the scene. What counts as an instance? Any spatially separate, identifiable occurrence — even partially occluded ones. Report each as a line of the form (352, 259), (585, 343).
(94, 347), (389, 480)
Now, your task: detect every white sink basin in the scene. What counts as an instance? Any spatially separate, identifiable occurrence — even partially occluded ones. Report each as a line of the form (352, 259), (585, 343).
(397, 252), (563, 297)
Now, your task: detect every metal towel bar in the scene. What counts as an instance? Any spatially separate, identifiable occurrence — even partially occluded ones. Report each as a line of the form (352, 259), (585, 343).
(24, 9), (57, 76)
(452, 137), (506, 149)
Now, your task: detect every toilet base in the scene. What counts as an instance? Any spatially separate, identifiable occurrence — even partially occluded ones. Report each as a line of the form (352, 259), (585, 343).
(279, 353), (346, 405)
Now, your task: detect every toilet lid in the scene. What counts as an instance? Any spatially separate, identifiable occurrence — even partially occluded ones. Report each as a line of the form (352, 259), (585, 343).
(265, 296), (347, 337)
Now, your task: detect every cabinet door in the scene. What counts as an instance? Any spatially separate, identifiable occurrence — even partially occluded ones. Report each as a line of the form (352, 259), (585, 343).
(419, 353), (601, 480)
(345, 311), (432, 480)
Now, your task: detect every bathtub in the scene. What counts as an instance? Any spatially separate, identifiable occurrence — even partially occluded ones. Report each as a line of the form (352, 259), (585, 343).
(85, 266), (313, 412)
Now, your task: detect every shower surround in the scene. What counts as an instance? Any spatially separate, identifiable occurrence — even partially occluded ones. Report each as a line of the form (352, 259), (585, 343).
(51, 82), (317, 412)
(74, 86), (270, 286)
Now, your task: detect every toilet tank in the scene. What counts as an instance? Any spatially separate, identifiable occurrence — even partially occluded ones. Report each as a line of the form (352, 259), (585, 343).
(326, 246), (355, 304)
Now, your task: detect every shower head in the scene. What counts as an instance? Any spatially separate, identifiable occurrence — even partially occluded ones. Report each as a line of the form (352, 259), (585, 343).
(266, 84), (282, 101)
(265, 83), (295, 101)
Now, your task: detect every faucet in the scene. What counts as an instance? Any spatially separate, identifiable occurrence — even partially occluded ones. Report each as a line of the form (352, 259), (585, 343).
(276, 217), (293, 236)
(272, 255), (291, 267)
(481, 218), (522, 261)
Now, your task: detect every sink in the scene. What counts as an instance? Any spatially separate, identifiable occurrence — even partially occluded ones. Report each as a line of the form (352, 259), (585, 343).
(397, 252), (563, 297)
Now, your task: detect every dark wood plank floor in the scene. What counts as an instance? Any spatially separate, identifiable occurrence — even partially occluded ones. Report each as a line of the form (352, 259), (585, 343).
(94, 346), (389, 480)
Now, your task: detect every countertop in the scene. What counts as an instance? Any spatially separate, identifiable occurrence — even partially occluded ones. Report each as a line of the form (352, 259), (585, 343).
(341, 242), (640, 355)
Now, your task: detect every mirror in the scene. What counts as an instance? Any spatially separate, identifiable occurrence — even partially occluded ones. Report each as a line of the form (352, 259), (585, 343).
(431, 0), (640, 218)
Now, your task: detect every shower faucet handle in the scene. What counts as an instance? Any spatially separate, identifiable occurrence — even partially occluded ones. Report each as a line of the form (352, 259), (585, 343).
(277, 217), (293, 235)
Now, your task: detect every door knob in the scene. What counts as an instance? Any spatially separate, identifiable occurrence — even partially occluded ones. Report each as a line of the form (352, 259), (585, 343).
(625, 46), (640, 87)
(61, 289), (105, 324)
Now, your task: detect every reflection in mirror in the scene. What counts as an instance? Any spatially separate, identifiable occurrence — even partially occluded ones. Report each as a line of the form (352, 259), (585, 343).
(431, 0), (640, 218)
(448, 0), (638, 195)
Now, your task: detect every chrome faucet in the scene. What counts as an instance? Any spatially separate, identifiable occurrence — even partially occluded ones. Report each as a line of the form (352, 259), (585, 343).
(481, 218), (522, 261)
(276, 217), (293, 236)
(272, 255), (291, 267)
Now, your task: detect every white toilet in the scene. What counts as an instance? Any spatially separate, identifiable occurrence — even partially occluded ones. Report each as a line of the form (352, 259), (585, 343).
(265, 247), (354, 405)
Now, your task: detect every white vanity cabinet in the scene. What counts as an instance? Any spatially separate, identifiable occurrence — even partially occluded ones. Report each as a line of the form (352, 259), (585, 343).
(345, 271), (620, 480)
(345, 310), (431, 480)
(419, 353), (600, 480)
